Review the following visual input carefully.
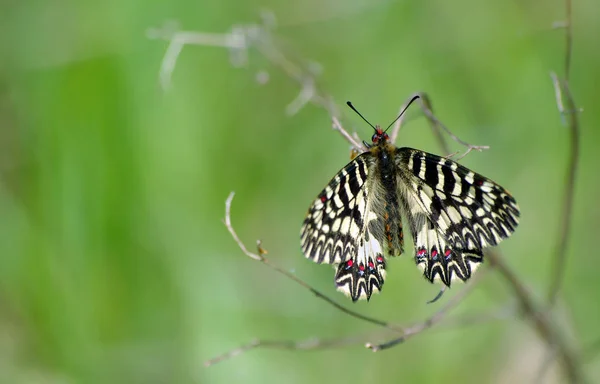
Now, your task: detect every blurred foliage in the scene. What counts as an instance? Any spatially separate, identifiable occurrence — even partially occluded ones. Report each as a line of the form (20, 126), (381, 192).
(0, 0), (599, 383)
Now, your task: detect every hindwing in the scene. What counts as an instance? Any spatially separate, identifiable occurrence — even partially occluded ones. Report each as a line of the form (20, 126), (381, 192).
(301, 154), (392, 301)
(395, 148), (520, 284)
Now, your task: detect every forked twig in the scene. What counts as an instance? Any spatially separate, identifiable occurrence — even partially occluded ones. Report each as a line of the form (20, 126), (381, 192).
(223, 192), (401, 332)
(380, 93), (489, 159)
(387, 92), (489, 157)
(547, 70), (579, 307)
(152, 12), (583, 380)
(366, 268), (485, 351)
(205, 293), (507, 367)
(332, 116), (365, 152)
(207, 191), (485, 365)
(535, 0), (582, 379)
(148, 16), (339, 118)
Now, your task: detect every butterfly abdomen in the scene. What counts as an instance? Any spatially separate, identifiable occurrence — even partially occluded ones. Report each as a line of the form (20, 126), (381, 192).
(372, 144), (405, 257)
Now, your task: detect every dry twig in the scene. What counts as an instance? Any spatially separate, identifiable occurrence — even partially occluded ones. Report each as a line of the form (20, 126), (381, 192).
(151, 9), (584, 381)
(486, 251), (583, 383)
(223, 192), (399, 332)
(204, 192), (483, 366)
(547, 71), (580, 307)
(366, 269), (483, 351)
(534, 0), (583, 380)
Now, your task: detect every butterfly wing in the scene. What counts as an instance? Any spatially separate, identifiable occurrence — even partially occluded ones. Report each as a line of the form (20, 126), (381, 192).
(300, 154), (389, 301)
(395, 148), (520, 285)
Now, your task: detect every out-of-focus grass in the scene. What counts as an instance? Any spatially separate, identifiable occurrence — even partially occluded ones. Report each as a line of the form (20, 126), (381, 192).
(0, 0), (599, 383)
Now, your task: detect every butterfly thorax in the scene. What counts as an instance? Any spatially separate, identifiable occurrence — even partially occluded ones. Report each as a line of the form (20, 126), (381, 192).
(363, 127), (405, 258)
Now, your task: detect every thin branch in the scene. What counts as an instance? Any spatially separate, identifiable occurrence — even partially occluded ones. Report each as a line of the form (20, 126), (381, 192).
(223, 192), (401, 332)
(366, 268), (484, 351)
(387, 93), (489, 158)
(532, 0), (583, 381)
(538, 335), (600, 383)
(564, 0), (573, 81)
(148, 18), (340, 118)
(417, 93), (489, 157)
(204, 336), (364, 367)
(152, 14), (583, 380)
(211, 192), (486, 365)
(486, 250), (584, 383)
(204, 296), (508, 367)
(147, 23), (249, 90)
(547, 0), (580, 308)
(331, 116), (365, 152)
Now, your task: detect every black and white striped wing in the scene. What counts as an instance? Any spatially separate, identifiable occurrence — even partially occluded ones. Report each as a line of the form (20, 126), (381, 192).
(300, 154), (388, 301)
(396, 148), (520, 285)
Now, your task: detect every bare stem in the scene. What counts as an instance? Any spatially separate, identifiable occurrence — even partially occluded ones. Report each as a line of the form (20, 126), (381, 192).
(205, 336), (364, 367)
(208, 192), (485, 365)
(152, 12), (583, 380)
(366, 268), (484, 351)
(223, 192), (401, 332)
(547, 0), (580, 308)
(486, 251), (583, 383)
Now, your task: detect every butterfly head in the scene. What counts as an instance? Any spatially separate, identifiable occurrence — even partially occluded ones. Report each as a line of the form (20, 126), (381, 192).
(371, 126), (390, 145)
(346, 95), (420, 149)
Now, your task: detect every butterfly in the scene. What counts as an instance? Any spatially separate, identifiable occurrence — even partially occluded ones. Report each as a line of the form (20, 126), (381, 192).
(300, 98), (520, 301)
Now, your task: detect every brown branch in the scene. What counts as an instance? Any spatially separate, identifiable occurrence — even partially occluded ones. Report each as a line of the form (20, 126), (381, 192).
(207, 192), (486, 365)
(564, 0), (573, 81)
(150, 14), (583, 380)
(366, 268), (485, 351)
(533, 0), (582, 380)
(223, 192), (401, 332)
(417, 92), (489, 157)
(547, 75), (580, 306)
(486, 251), (584, 383)
(546, 0), (579, 308)
(204, 292), (504, 367)
(386, 92), (489, 158)
(148, 17), (339, 118)
(331, 116), (365, 152)
(204, 336), (365, 367)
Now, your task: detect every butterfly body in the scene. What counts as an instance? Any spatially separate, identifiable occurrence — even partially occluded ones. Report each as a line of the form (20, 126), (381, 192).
(301, 125), (520, 302)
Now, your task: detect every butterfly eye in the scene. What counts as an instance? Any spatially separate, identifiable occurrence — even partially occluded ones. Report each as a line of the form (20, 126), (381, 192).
(371, 133), (379, 143)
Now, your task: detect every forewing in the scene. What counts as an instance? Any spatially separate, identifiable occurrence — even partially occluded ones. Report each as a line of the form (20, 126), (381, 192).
(396, 148), (520, 285)
(300, 155), (369, 265)
(300, 154), (388, 301)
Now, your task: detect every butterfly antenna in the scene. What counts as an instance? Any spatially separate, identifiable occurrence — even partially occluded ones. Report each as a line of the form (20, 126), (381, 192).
(346, 101), (377, 131)
(384, 94), (421, 132)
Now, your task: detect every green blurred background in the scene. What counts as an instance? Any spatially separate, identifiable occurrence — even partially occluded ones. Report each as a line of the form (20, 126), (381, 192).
(1, 0), (599, 383)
